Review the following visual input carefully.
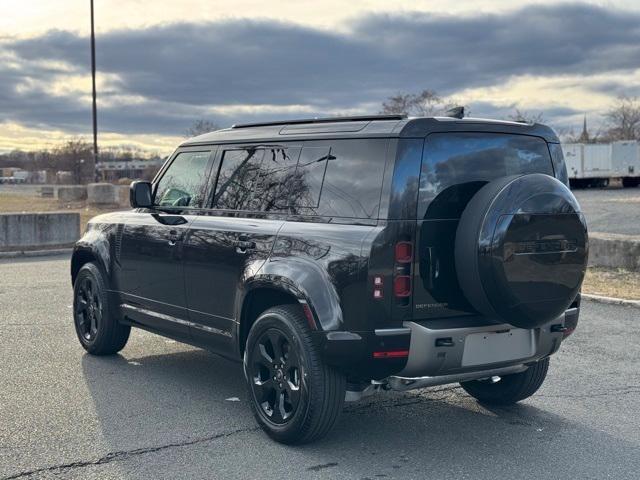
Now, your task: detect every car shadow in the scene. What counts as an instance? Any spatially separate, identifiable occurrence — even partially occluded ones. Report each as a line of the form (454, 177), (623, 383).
(81, 347), (639, 479)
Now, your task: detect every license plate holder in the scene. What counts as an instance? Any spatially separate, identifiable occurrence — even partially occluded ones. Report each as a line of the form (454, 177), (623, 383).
(462, 329), (535, 367)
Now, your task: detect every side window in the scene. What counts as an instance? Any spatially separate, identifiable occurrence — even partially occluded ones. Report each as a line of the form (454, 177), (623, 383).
(290, 139), (387, 219)
(252, 146), (302, 212)
(290, 146), (331, 212)
(154, 151), (211, 207)
(212, 148), (265, 210)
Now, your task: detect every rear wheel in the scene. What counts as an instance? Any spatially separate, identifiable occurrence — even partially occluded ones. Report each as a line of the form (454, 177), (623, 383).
(622, 177), (640, 188)
(244, 305), (346, 444)
(73, 262), (130, 355)
(460, 358), (549, 405)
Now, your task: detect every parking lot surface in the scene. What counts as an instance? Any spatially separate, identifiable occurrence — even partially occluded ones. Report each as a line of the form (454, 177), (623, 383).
(1, 254), (639, 479)
(574, 187), (640, 236)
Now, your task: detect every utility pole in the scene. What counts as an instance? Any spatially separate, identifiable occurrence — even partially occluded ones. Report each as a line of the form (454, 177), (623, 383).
(90, 0), (98, 181)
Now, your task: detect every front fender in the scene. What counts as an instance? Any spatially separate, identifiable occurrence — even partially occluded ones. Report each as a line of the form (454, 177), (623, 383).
(71, 223), (113, 287)
(241, 256), (343, 331)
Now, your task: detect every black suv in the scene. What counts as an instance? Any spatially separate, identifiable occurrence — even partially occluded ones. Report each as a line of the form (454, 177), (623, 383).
(71, 114), (588, 443)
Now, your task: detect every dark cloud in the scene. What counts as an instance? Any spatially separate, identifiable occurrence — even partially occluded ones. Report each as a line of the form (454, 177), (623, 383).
(1, 3), (639, 138)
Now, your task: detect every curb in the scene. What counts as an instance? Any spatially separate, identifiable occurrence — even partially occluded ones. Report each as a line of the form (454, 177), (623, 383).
(0, 248), (72, 259)
(582, 293), (640, 308)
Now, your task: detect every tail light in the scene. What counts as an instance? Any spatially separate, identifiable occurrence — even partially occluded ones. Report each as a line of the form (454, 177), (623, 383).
(394, 241), (413, 304)
(394, 276), (411, 297)
(395, 242), (413, 263)
(371, 241), (414, 303)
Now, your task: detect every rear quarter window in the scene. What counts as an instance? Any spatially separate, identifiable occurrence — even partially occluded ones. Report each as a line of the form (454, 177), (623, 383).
(290, 139), (387, 220)
(418, 133), (553, 219)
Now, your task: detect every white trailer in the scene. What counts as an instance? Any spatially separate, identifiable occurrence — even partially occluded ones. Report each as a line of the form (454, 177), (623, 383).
(561, 141), (640, 188)
(611, 141), (640, 187)
(562, 144), (582, 180)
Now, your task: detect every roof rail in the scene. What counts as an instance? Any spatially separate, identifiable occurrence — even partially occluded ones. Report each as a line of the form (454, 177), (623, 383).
(231, 114), (407, 129)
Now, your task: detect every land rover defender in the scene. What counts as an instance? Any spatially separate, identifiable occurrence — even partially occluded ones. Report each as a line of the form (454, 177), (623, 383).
(71, 114), (588, 443)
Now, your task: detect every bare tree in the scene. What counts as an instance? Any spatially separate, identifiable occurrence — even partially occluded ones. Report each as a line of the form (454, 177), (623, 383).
(184, 119), (219, 137)
(603, 95), (640, 141)
(380, 89), (455, 116)
(53, 139), (94, 183)
(508, 109), (545, 124)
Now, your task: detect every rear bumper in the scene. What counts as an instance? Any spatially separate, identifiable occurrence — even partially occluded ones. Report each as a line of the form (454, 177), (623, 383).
(318, 307), (578, 380)
(398, 315), (566, 377)
(316, 328), (412, 379)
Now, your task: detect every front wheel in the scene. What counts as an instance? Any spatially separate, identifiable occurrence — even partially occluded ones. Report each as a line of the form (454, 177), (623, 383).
(244, 305), (346, 444)
(460, 358), (550, 405)
(73, 262), (130, 355)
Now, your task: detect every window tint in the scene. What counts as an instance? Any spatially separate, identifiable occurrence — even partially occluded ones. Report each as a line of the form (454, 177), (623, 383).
(418, 133), (553, 219)
(154, 151), (211, 207)
(253, 146), (302, 211)
(290, 147), (331, 211)
(291, 139), (387, 219)
(213, 148), (265, 211)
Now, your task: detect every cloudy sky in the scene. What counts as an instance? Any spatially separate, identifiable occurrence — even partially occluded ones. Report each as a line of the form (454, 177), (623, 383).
(2, 0), (640, 153)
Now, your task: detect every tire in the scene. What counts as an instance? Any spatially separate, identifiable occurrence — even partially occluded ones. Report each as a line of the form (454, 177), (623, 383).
(243, 305), (346, 444)
(73, 262), (130, 355)
(622, 178), (640, 188)
(460, 358), (549, 405)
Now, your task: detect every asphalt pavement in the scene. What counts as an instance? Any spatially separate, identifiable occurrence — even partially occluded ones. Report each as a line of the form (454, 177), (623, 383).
(0, 254), (639, 479)
(573, 187), (640, 236)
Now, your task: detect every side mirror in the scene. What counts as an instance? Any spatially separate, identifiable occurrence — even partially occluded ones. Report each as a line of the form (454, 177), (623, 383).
(130, 181), (153, 208)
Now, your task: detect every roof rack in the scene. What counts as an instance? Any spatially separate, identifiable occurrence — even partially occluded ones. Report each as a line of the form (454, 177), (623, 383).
(231, 114), (407, 129)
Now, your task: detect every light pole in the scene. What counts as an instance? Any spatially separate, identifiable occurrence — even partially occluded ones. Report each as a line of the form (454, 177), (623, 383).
(90, 0), (98, 181)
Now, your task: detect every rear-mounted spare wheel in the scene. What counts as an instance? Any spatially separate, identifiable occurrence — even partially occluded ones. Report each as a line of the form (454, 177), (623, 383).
(455, 174), (588, 329)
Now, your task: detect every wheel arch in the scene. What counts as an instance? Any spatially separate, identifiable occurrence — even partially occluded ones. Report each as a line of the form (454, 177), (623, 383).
(238, 285), (301, 356)
(237, 265), (340, 356)
(70, 246), (109, 287)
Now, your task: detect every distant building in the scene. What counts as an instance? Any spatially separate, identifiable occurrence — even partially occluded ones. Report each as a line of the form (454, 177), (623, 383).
(96, 158), (164, 182)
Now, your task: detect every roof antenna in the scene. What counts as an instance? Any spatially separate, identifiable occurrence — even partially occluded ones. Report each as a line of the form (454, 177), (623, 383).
(444, 106), (465, 119)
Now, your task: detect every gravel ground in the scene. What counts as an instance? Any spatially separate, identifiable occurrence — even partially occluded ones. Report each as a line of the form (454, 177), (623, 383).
(0, 254), (639, 479)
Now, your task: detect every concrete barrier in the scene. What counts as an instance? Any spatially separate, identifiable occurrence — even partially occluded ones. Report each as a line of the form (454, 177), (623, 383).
(38, 186), (54, 198)
(588, 232), (640, 271)
(118, 185), (130, 207)
(58, 186), (87, 202)
(0, 212), (80, 252)
(87, 183), (118, 206)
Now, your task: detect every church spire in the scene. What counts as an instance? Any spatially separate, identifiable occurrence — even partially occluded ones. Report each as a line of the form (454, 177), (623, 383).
(579, 114), (589, 142)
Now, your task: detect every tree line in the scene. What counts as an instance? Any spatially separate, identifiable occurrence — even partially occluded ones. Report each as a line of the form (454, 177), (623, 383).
(2, 92), (637, 182)
(0, 141), (165, 183)
(379, 89), (640, 143)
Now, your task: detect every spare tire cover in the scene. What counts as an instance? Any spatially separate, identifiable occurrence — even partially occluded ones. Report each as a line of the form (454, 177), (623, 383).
(455, 174), (588, 328)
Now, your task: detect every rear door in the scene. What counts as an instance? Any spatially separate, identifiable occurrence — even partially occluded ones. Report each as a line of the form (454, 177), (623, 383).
(182, 144), (300, 353)
(413, 132), (555, 320)
(117, 148), (214, 339)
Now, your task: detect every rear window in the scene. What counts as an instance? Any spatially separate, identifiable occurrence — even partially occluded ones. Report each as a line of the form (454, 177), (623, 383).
(418, 133), (553, 219)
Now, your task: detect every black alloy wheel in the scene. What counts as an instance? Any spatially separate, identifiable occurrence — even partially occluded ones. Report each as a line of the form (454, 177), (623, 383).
(75, 275), (102, 342)
(244, 305), (346, 444)
(72, 262), (130, 355)
(250, 328), (302, 424)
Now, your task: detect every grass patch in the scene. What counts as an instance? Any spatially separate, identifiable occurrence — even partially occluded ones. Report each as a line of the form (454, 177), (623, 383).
(0, 192), (123, 232)
(582, 267), (640, 300)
